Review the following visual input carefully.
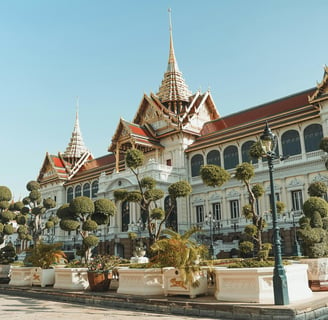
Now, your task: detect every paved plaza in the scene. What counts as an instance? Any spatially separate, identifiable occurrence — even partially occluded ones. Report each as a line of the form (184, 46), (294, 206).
(1, 285), (328, 319)
(0, 294), (219, 320)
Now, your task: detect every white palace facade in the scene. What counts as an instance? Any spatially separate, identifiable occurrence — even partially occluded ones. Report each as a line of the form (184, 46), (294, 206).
(36, 23), (328, 258)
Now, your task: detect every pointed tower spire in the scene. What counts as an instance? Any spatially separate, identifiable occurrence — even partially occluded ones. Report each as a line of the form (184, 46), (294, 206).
(157, 9), (192, 113)
(63, 98), (90, 165)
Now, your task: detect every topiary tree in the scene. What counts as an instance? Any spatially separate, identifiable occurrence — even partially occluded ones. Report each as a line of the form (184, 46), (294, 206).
(16, 181), (57, 244)
(297, 196), (328, 258)
(57, 196), (116, 261)
(113, 148), (192, 244)
(308, 181), (328, 197)
(0, 186), (16, 246)
(235, 162), (285, 260)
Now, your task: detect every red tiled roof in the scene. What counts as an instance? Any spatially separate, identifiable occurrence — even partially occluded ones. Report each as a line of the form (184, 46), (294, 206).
(52, 156), (66, 168)
(201, 88), (315, 136)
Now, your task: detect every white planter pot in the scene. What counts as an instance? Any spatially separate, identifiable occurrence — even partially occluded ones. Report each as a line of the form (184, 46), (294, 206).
(117, 268), (164, 295)
(31, 267), (55, 287)
(0, 264), (11, 280)
(163, 267), (208, 298)
(9, 266), (34, 286)
(214, 263), (312, 304)
(54, 267), (89, 290)
(300, 258), (328, 291)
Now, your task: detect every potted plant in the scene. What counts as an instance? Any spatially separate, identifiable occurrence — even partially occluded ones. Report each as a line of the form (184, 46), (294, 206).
(87, 254), (121, 291)
(0, 243), (16, 283)
(298, 196), (328, 291)
(27, 242), (66, 287)
(150, 227), (209, 298)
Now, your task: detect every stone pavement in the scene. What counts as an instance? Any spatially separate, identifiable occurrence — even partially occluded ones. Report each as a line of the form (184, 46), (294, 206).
(0, 284), (328, 320)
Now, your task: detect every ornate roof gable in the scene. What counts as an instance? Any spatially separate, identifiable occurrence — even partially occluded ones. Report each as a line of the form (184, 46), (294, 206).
(108, 118), (162, 153)
(180, 91), (220, 132)
(309, 65), (328, 104)
(37, 152), (70, 184)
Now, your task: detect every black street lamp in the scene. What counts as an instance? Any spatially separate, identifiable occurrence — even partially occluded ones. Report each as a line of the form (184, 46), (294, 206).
(260, 122), (290, 305)
(205, 212), (215, 259)
(291, 211), (302, 257)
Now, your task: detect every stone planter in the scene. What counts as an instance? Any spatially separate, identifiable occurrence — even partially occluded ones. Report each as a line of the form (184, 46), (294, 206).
(214, 263), (312, 303)
(31, 267), (55, 287)
(300, 258), (328, 291)
(117, 268), (164, 295)
(0, 264), (11, 283)
(9, 266), (34, 286)
(54, 267), (89, 290)
(163, 267), (208, 298)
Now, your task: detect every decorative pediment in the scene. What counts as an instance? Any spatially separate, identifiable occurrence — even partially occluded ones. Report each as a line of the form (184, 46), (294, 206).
(108, 118), (163, 153)
(38, 152), (69, 183)
(309, 65), (328, 104)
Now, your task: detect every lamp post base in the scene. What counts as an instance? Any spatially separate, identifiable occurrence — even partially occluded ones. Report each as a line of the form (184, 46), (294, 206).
(273, 265), (290, 305)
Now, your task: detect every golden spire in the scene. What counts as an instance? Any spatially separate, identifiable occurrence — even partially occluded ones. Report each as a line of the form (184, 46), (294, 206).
(157, 8), (192, 110)
(63, 98), (90, 164)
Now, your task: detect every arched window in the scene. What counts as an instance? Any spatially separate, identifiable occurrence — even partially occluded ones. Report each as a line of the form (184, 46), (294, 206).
(67, 187), (73, 203)
(191, 154), (204, 177)
(223, 145), (239, 170)
(83, 183), (90, 197)
(121, 201), (130, 232)
(206, 150), (221, 166)
(91, 181), (98, 198)
(281, 130), (301, 156)
(75, 185), (81, 197)
(304, 124), (323, 152)
(164, 196), (177, 231)
(241, 141), (258, 164)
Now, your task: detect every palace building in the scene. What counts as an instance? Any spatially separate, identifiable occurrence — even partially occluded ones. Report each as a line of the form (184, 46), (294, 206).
(36, 21), (328, 259)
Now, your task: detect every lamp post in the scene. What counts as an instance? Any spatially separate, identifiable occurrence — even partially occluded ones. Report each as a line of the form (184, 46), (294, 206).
(205, 212), (215, 259)
(260, 122), (290, 305)
(291, 211), (302, 256)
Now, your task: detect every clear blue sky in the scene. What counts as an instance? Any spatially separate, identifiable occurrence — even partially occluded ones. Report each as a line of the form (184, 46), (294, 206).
(1, 0), (328, 200)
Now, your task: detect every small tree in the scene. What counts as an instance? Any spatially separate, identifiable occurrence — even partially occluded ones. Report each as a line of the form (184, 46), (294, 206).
(57, 196), (116, 261)
(236, 161), (286, 260)
(297, 197), (328, 258)
(113, 148), (192, 244)
(0, 186), (16, 246)
(16, 181), (57, 244)
(308, 181), (328, 197)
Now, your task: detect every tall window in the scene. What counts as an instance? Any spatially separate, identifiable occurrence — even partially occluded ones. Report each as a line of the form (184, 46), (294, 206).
(304, 124), (323, 152)
(75, 185), (81, 197)
(164, 196), (177, 231)
(91, 181), (98, 198)
(196, 205), (204, 223)
(230, 200), (239, 219)
(241, 141), (258, 164)
(83, 183), (90, 197)
(212, 202), (222, 221)
(291, 190), (303, 212)
(121, 201), (130, 232)
(224, 146), (239, 170)
(207, 150), (221, 166)
(67, 187), (73, 203)
(191, 154), (204, 177)
(282, 130), (301, 156)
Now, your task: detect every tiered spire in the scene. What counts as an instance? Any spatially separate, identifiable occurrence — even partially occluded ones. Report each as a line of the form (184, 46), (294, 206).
(63, 100), (90, 165)
(157, 9), (192, 113)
